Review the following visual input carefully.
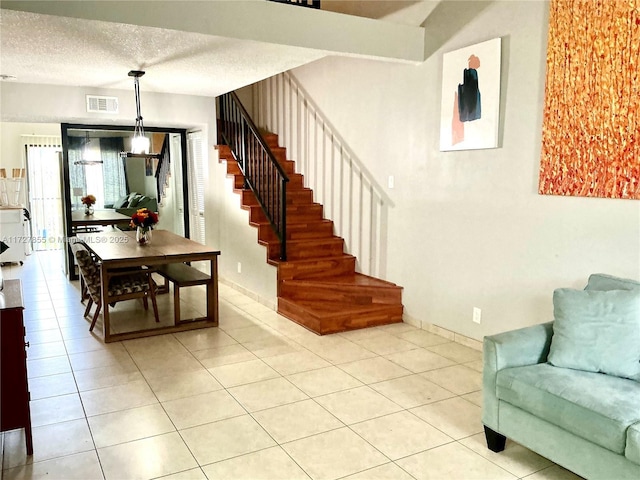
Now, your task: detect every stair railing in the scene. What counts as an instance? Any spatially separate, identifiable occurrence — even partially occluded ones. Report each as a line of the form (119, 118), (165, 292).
(218, 91), (289, 260)
(252, 72), (394, 277)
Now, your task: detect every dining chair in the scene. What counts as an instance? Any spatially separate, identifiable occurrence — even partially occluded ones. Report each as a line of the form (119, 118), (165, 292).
(70, 239), (160, 332)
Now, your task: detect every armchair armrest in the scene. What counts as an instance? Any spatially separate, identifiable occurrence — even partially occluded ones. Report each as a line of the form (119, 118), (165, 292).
(484, 321), (554, 372)
(482, 322), (554, 429)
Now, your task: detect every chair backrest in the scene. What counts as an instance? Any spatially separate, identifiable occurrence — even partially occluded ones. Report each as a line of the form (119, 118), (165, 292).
(70, 239), (102, 302)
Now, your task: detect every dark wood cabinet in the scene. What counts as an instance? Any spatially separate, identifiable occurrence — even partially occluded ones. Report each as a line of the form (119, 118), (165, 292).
(0, 279), (33, 455)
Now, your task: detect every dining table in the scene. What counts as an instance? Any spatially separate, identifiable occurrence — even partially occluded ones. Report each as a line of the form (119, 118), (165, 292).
(71, 209), (131, 230)
(77, 229), (220, 343)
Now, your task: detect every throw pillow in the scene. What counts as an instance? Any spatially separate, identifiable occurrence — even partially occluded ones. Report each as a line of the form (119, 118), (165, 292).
(585, 273), (640, 291)
(548, 288), (640, 381)
(128, 195), (143, 207)
(113, 195), (129, 209)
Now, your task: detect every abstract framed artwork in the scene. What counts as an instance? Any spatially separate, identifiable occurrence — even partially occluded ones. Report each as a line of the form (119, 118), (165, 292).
(538, 0), (640, 200)
(439, 37), (502, 151)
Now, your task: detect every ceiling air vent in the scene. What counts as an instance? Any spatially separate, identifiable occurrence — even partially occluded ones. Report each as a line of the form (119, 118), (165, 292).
(86, 95), (119, 114)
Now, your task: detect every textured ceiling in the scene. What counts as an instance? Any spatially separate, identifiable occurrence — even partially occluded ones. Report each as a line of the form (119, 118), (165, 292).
(0, 9), (328, 97)
(0, 0), (435, 99)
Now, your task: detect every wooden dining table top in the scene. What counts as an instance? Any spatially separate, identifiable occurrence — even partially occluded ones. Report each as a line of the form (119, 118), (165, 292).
(71, 209), (131, 226)
(77, 229), (220, 268)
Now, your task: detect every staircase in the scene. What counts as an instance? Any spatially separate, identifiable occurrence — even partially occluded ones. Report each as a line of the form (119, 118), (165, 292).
(217, 132), (404, 335)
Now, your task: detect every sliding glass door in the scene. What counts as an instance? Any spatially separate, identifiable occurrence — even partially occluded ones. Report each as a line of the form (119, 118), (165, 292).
(25, 136), (64, 251)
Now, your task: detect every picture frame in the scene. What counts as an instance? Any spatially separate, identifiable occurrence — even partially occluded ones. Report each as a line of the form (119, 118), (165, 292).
(439, 38), (502, 151)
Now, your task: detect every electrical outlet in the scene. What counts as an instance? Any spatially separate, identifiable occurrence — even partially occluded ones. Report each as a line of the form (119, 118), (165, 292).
(473, 307), (482, 324)
(237, 262), (242, 274)
(388, 175), (395, 189)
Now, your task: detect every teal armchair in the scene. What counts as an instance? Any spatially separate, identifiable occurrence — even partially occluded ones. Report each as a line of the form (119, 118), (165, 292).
(483, 322), (640, 480)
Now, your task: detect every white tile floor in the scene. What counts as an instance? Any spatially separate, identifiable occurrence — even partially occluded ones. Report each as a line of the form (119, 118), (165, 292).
(1, 251), (582, 480)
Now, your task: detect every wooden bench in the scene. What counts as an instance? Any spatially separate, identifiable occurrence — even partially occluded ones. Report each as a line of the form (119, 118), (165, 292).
(156, 263), (211, 323)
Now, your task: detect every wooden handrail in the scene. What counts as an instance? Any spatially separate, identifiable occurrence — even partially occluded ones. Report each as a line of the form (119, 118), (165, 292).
(218, 92), (289, 260)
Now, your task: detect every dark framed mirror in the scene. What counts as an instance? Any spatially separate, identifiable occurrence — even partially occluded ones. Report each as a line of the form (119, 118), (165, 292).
(61, 123), (190, 280)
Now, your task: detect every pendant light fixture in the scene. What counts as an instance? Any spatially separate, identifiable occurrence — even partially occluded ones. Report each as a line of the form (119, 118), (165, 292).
(122, 70), (161, 159)
(74, 131), (103, 165)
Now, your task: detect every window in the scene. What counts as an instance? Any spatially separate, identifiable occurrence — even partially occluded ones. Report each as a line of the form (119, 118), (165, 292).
(24, 136), (63, 251)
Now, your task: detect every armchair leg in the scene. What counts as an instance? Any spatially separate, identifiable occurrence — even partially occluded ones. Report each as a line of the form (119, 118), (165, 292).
(484, 425), (506, 452)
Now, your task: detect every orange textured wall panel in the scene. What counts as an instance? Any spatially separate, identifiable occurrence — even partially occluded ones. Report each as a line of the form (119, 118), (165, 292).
(538, 0), (640, 199)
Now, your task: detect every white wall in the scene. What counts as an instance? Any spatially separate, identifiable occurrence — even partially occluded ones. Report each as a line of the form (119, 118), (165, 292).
(0, 122), (60, 171)
(289, 0), (640, 339)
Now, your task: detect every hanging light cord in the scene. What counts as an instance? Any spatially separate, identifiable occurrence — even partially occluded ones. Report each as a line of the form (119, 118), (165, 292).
(131, 71), (145, 140)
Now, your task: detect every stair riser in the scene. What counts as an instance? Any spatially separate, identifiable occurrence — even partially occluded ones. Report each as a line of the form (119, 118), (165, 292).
(271, 147), (287, 161)
(216, 145), (233, 161)
(226, 169), (304, 190)
(278, 256), (356, 281)
(280, 286), (373, 305)
(287, 174), (305, 189)
(228, 174), (244, 189)
(249, 206), (323, 224)
(278, 301), (322, 334)
(268, 240), (344, 261)
(279, 283), (402, 304)
(258, 222), (334, 242)
(264, 134), (279, 149)
(226, 161), (241, 175)
(241, 190), (315, 210)
(286, 190), (314, 204)
(277, 298), (403, 335)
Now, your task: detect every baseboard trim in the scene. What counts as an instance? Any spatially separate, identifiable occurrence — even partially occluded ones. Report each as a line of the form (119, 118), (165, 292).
(218, 279), (481, 351)
(403, 313), (482, 352)
(219, 277), (277, 310)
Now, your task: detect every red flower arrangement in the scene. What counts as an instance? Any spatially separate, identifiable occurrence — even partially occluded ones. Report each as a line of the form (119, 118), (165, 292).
(81, 194), (96, 206)
(130, 208), (158, 230)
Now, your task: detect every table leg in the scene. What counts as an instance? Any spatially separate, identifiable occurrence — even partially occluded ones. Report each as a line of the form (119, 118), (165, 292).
(207, 257), (218, 326)
(173, 284), (181, 325)
(100, 265), (112, 342)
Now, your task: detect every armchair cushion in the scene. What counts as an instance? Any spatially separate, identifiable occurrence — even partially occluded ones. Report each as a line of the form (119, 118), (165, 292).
(586, 273), (640, 292)
(497, 363), (640, 454)
(75, 250), (151, 298)
(108, 273), (151, 296)
(547, 288), (640, 381)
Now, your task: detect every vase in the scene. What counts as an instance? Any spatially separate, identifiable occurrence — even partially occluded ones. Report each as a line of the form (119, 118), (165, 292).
(136, 226), (152, 245)
(84, 205), (94, 215)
